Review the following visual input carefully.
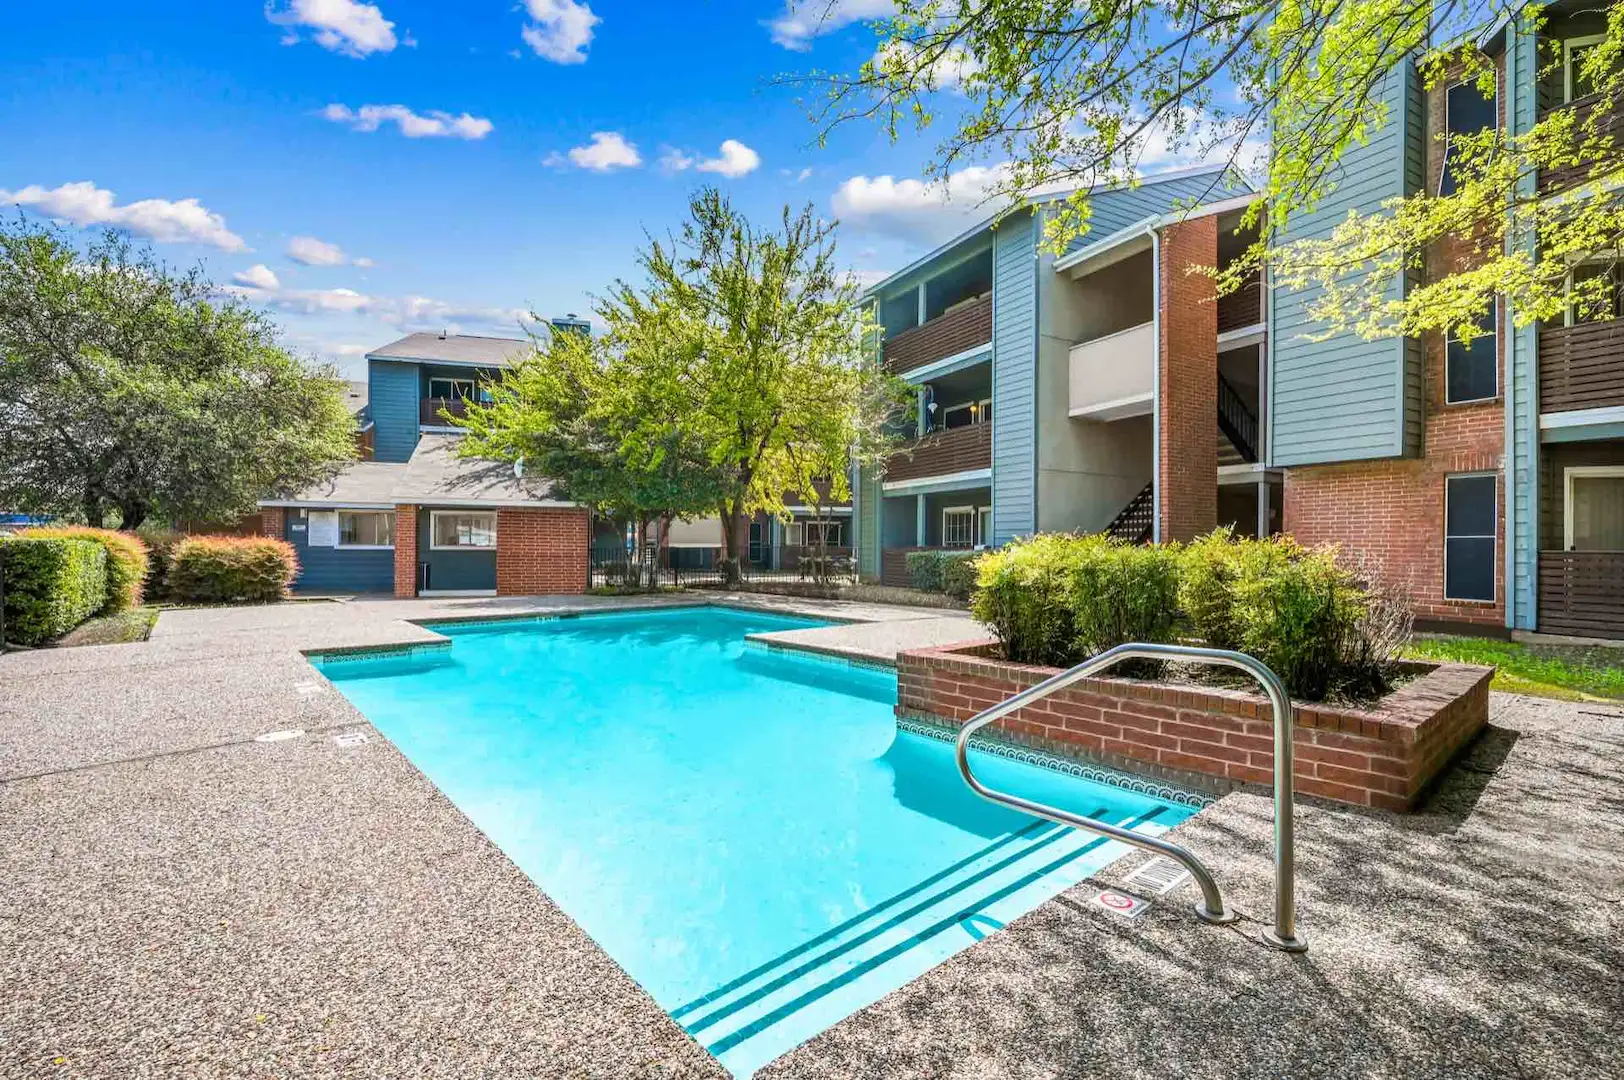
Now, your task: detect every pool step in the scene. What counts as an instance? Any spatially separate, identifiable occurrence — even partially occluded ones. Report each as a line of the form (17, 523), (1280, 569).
(678, 805), (1168, 1075)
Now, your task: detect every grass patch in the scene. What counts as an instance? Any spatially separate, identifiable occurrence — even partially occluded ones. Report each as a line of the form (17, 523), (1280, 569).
(1405, 635), (1624, 701)
(52, 605), (160, 648)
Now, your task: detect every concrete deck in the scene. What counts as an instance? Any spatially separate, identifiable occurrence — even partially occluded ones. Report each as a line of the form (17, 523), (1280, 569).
(4, 595), (1621, 1078)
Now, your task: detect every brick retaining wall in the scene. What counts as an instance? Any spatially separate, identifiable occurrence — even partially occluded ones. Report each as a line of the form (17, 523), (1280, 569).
(898, 641), (1492, 811)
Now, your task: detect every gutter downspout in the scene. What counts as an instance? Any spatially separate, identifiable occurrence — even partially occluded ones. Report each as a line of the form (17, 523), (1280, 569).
(1150, 226), (1163, 544)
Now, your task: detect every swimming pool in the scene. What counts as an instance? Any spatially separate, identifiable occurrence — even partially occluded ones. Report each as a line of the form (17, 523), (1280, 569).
(315, 606), (1199, 1076)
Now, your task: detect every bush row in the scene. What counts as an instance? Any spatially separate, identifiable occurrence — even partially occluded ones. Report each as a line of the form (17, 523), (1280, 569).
(19, 526), (149, 613)
(905, 549), (979, 601)
(162, 535), (298, 604)
(0, 537), (108, 646)
(970, 529), (1411, 702)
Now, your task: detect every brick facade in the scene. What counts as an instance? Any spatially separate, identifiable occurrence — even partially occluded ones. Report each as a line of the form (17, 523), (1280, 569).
(258, 507), (284, 541)
(898, 642), (1492, 812)
(1282, 57), (1508, 630)
(495, 507), (590, 596)
(393, 504), (418, 598)
(1157, 215), (1219, 542)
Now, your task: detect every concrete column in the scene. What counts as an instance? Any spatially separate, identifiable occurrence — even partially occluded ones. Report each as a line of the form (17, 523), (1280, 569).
(916, 495), (927, 548)
(1257, 478), (1269, 539)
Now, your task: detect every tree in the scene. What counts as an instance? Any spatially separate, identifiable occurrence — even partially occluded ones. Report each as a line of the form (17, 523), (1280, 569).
(456, 323), (727, 587)
(0, 220), (356, 529)
(805, 0), (1623, 342)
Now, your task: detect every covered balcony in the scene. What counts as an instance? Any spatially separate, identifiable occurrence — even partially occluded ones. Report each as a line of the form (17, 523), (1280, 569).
(1068, 321), (1155, 420)
(420, 396), (471, 426)
(882, 294), (992, 375)
(884, 422), (992, 484)
(1539, 316), (1624, 413)
(876, 244), (994, 377)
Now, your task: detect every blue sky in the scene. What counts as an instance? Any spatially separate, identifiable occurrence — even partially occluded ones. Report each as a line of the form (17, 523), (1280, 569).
(3, 1), (1009, 378)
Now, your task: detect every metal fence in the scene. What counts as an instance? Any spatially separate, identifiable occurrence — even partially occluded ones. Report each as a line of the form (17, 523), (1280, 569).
(589, 543), (857, 589)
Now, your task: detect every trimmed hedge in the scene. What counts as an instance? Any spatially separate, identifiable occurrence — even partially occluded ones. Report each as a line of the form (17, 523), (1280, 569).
(135, 529), (185, 602)
(165, 536), (299, 605)
(19, 526), (149, 613)
(0, 537), (108, 645)
(905, 549), (980, 601)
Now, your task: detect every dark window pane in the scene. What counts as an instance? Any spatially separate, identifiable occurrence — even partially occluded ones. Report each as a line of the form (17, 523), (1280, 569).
(1446, 475), (1497, 537)
(1446, 309), (1497, 403)
(1441, 81), (1496, 195)
(1445, 537), (1495, 601)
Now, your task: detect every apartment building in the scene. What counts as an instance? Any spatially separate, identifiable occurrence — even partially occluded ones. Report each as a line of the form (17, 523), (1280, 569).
(856, 164), (1260, 585)
(1274, 3), (1622, 639)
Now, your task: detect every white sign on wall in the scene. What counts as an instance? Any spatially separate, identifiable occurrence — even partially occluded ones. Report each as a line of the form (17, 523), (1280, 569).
(307, 511), (340, 547)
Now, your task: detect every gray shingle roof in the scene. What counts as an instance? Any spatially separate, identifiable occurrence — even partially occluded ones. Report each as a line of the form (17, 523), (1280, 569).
(265, 435), (573, 509)
(367, 332), (533, 367)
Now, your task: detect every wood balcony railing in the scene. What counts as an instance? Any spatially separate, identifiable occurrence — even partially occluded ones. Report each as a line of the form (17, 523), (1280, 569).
(1538, 318), (1624, 413)
(1216, 279), (1263, 333)
(1538, 92), (1624, 194)
(882, 294), (993, 375)
(884, 422), (992, 483)
(1538, 551), (1624, 639)
(420, 396), (471, 426)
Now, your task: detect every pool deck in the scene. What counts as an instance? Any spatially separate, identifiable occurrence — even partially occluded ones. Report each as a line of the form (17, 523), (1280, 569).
(4, 594), (1621, 1078)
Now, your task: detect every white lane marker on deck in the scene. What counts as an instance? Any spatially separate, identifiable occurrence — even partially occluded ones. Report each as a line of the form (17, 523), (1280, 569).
(294, 681), (321, 696)
(1090, 888), (1151, 920)
(333, 731), (369, 748)
(1122, 856), (1193, 897)
(255, 729), (306, 743)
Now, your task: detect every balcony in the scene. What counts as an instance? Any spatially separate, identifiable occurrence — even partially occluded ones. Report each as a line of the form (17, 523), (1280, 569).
(885, 423), (992, 484)
(421, 396), (471, 426)
(1068, 321), (1155, 420)
(1538, 318), (1624, 413)
(1538, 92), (1624, 194)
(1538, 551), (1624, 639)
(883, 294), (992, 376)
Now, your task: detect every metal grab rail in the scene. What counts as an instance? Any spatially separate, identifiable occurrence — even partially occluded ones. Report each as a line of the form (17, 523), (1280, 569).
(953, 641), (1307, 952)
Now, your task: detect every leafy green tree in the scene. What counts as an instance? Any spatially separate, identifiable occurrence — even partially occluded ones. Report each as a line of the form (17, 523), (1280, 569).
(0, 219), (356, 528)
(807, 0), (1622, 341)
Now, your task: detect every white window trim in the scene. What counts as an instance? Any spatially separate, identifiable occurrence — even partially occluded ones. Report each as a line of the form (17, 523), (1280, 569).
(1561, 257), (1622, 326)
(1563, 465), (1624, 550)
(1438, 78), (1499, 198)
(429, 509), (498, 551)
(1564, 34), (1606, 104)
(336, 510), (395, 550)
(1444, 309), (1500, 405)
(939, 397), (993, 429)
(1443, 473), (1498, 603)
(428, 376), (477, 400)
(941, 505), (977, 549)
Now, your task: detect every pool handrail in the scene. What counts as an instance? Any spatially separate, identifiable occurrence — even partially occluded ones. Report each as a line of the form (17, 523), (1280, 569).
(952, 641), (1307, 952)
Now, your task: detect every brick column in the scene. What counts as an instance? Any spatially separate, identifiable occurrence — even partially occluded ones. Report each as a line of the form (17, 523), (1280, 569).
(496, 507), (590, 595)
(394, 504), (418, 598)
(259, 507), (285, 540)
(1157, 215), (1219, 543)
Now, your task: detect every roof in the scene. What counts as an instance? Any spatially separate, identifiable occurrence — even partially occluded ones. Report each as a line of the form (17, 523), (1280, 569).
(366, 332), (533, 367)
(862, 163), (1253, 299)
(1051, 192), (1263, 275)
(262, 435), (575, 510)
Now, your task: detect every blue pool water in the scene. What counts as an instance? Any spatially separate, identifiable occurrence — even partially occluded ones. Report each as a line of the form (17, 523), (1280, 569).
(315, 607), (1197, 1075)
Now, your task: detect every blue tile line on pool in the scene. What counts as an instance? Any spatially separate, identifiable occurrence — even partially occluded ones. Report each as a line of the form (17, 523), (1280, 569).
(305, 639), (452, 665)
(740, 636), (897, 674)
(897, 716), (1215, 809)
(677, 811), (1103, 1038)
(419, 604), (831, 637)
(699, 805), (1167, 1058)
(666, 816), (1054, 1022)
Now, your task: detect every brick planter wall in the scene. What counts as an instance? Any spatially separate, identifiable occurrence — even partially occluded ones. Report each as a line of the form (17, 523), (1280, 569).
(897, 641), (1492, 811)
(393, 504), (418, 598)
(495, 507), (590, 596)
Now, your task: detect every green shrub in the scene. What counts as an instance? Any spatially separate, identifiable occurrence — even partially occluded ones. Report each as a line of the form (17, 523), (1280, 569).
(1231, 546), (1369, 702)
(0, 537), (108, 645)
(906, 549), (981, 600)
(135, 528), (185, 602)
(20, 526), (149, 613)
(166, 536), (298, 605)
(1180, 528), (1241, 649)
(1069, 539), (1183, 668)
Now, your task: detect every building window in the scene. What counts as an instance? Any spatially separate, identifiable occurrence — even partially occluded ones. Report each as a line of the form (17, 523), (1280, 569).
(941, 398), (992, 430)
(1565, 34), (1608, 103)
(428, 376), (477, 400)
(338, 511), (394, 548)
(1565, 261), (1624, 325)
(1445, 307), (1498, 404)
(431, 511), (497, 549)
(942, 507), (977, 548)
(979, 507), (993, 546)
(804, 520), (843, 547)
(1444, 475), (1497, 602)
(1439, 79), (1496, 197)
(1564, 467), (1624, 551)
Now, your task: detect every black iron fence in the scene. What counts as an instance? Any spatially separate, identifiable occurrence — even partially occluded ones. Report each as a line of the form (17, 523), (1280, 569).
(590, 542), (857, 589)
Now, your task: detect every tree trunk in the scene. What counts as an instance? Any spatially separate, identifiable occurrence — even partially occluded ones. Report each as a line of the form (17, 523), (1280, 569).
(116, 501), (148, 531)
(717, 501), (746, 589)
(83, 489), (106, 528)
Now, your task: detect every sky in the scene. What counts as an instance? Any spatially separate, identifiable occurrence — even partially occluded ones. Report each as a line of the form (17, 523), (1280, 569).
(0, 1), (1197, 380)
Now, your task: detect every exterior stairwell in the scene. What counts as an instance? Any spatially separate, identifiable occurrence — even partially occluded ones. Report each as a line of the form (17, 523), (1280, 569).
(1104, 483), (1154, 544)
(1217, 373), (1259, 466)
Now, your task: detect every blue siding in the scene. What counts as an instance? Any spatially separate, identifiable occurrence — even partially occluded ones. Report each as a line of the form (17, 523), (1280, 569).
(1269, 60), (1423, 467)
(286, 509), (395, 593)
(857, 469), (881, 579)
(417, 510), (496, 591)
(991, 211), (1037, 542)
(1506, 16), (1540, 629)
(370, 360), (420, 462)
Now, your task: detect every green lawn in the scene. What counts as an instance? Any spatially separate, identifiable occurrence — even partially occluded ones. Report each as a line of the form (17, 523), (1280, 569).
(54, 606), (160, 648)
(1405, 635), (1624, 701)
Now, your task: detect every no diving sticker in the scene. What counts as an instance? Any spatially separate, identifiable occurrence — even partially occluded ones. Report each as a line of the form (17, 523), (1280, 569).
(1090, 888), (1151, 920)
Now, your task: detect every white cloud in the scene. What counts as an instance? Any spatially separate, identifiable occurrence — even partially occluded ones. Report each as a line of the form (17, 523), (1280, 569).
(351, 256), (375, 269)
(266, 0), (398, 58)
(233, 264), (281, 290)
(224, 278), (529, 331)
(0, 180), (248, 251)
(549, 131), (642, 172)
(872, 40), (978, 91)
(843, 267), (892, 290)
(767, 0), (892, 50)
(658, 146), (696, 174)
(696, 139), (761, 178)
(831, 164), (1016, 246)
(321, 103), (493, 140)
(520, 0), (599, 64)
(286, 235), (346, 266)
